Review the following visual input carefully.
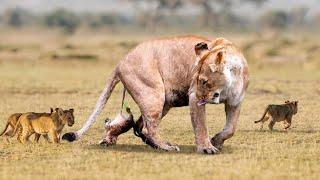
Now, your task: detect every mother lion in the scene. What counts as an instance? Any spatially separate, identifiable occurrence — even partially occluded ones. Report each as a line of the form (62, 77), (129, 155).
(63, 36), (249, 154)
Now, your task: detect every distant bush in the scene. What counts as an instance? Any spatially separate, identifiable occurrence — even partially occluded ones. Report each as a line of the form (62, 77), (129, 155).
(258, 10), (290, 30)
(45, 9), (80, 34)
(2, 8), (35, 27)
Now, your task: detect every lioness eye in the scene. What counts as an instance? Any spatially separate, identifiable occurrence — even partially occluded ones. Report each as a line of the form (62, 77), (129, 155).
(202, 79), (208, 85)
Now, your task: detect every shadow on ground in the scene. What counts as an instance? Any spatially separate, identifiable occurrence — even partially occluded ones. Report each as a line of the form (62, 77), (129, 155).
(87, 143), (234, 155)
(238, 129), (318, 134)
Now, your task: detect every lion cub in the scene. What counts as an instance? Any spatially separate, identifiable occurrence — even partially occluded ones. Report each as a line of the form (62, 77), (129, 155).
(1, 108), (53, 143)
(255, 100), (298, 130)
(13, 108), (74, 143)
(98, 107), (135, 146)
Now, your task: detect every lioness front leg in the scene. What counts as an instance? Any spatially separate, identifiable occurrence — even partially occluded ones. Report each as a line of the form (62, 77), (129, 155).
(189, 93), (219, 154)
(211, 103), (241, 150)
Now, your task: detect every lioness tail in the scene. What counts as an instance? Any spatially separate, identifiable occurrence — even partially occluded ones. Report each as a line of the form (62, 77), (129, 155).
(63, 69), (120, 142)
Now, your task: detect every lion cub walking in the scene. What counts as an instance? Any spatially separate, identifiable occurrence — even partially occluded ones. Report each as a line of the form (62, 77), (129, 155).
(255, 101), (298, 130)
(1, 108), (53, 143)
(12, 108), (75, 143)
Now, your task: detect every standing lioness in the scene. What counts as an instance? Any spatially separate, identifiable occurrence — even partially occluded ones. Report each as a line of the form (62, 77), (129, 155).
(63, 36), (249, 154)
(13, 108), (74, 143)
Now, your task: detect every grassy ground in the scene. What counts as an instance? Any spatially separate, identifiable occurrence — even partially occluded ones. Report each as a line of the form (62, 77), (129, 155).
(0, 30), (319, 179)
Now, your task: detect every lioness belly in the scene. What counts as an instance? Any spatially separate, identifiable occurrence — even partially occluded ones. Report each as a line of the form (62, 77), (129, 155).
(166, 89), (189, 107)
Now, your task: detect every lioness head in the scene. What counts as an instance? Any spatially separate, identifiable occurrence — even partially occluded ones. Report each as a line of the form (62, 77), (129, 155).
(56, 108), (75, 126)
(193, 42), (230, 106)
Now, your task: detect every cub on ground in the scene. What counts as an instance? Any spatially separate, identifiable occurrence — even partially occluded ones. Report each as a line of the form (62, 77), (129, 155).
(0, 108), (53, 143)
(98, 107), (135, 146)
(254, 100), (298, 130)
(12, 108), (74, 143)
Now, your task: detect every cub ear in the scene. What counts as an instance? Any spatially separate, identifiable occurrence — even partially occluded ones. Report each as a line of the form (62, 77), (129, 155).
(69, 108), (74, 113)
(195, 42), (210, 58)
(285, 100), (290, 104)
(57, 108), (64, 116)
(50, 108), (53, 113)
(295, 101), (298, 105)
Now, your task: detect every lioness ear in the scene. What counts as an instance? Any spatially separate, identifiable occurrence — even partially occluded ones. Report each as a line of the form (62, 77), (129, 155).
(195, 42), (209, 57)
(215, 50), (226, 65)
(69, 108), (74, 113)
(285, 100), (290, 103)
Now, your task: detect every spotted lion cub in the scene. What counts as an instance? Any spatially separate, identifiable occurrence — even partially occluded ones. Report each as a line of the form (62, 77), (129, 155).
(12, 108), (74, 143)
(255, 100), (298, 130)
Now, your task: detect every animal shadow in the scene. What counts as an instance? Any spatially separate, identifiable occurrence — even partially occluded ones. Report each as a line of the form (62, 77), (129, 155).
(88, 143), (233, 155)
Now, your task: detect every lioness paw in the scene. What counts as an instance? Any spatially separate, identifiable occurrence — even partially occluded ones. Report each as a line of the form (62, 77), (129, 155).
(197, 145), (219, 154)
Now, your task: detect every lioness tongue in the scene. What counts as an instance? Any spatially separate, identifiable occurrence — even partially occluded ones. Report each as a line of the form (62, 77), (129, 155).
(197, 100), (207, 106)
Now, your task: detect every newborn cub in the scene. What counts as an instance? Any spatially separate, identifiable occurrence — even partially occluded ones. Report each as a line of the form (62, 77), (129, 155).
(99, 107), (135, 146)
(255, 100), (298, 130)
(13, 108), (74, 143)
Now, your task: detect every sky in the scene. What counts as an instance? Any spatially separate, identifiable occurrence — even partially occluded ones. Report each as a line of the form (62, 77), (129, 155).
(0, 0), (319, 18)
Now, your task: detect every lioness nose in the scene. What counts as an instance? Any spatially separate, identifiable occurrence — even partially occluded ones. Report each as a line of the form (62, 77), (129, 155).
(213, 93), (220, 98)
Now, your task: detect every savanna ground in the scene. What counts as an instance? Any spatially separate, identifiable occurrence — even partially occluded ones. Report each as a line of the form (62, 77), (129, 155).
(0, 29), (319, 179)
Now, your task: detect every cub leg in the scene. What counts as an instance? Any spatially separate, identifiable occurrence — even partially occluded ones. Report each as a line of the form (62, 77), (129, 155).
(49, 131), (60, 143)
(34, 133), (41, 142)
(19, 129), (32, 144)
(268, 120), (276, 131)
(43, 134), (51, 142)
(284, 117), (292, 130)
(260, 116), (270, 130)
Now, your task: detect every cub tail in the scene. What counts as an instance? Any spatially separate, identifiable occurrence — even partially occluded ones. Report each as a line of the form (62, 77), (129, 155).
(254, 105), (270, 123)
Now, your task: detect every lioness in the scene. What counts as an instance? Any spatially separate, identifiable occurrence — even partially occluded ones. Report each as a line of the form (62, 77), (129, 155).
(1, 108), (53, 143)
(63, 36), (249, 154)
(255, 101), (298, 130)
(13, 108), (74, 143)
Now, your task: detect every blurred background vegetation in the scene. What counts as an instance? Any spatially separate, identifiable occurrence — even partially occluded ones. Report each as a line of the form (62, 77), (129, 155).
(0, 0), (319, 34)
(0, 0), (319, 69)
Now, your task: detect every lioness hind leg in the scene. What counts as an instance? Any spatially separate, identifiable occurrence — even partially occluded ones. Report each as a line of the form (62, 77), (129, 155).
(120, 69), (179, 151)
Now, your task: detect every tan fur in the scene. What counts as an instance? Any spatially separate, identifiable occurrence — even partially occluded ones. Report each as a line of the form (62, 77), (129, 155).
(68, 36), (249, 154)
(13, 108), (74, 143)
(1, 108), (53, 143)
(255, 101), (298, 130)
(99, 107), (135, 146)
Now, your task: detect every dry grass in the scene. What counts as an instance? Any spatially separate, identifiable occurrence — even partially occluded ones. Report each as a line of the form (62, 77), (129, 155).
(0, 30), (319, 180)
